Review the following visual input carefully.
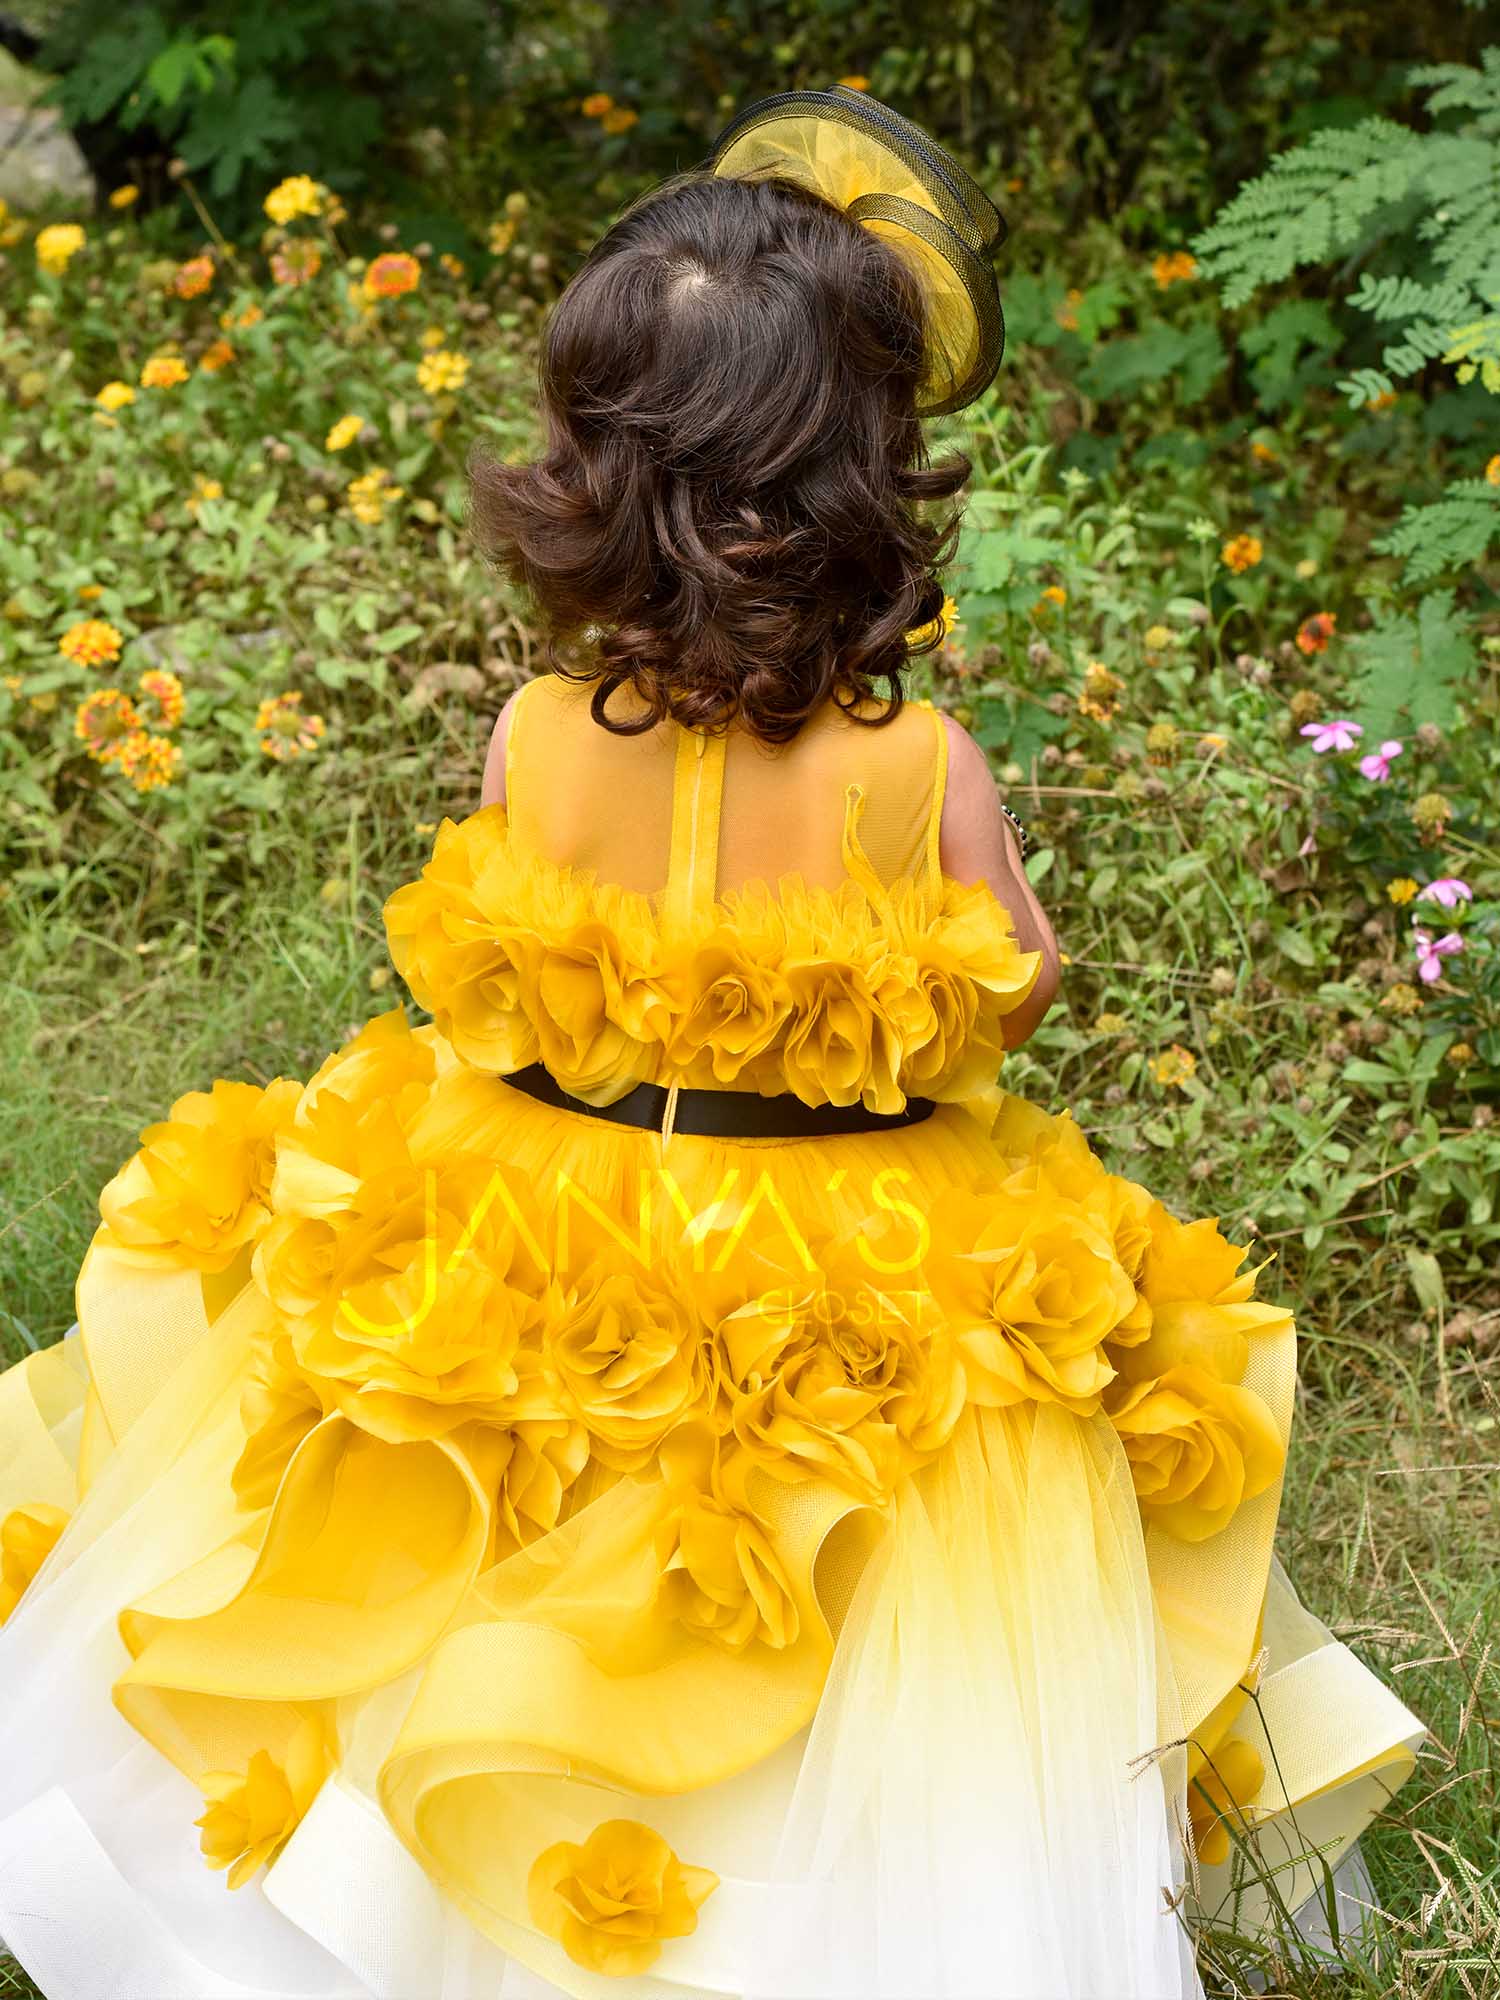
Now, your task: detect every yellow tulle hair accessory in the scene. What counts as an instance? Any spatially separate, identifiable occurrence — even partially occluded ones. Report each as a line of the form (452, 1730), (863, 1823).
(708, 84), (1005, 416)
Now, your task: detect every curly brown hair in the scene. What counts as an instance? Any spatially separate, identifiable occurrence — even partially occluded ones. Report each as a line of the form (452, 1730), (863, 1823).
(470, 171), (969, 743)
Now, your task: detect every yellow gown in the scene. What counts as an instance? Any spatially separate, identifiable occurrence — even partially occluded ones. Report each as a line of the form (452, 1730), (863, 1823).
(0, 677), (1422, 2000)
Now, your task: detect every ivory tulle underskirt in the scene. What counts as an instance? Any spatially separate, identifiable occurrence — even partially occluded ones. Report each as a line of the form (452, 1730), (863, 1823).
(0, 1055), (1423, 2000)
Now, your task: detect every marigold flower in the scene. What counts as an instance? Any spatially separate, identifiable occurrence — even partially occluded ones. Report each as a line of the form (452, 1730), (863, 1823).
(580, 92), (614, 117)
(345, 465), (404, 525)
(363, 251), (421, 300)
(138, 668), (185, 729)
(117, 729), (182, 793)
(263, 175), (326, 226)
(256, 690), (327, 760)
(416, 347), (468, 395)
(1487, 454), (1500, 487)
(1151, 249), (1197, 289)
(1386, 878), (1419, 906)
(1220, 533), (1262, 574)
(59, 618), (124, 667)
(600, 105), (639, 134)
(199, 338), (235, 372)
(185, 475), (224, 516)
(172, 254), (214, 299)
(325, 413), (363, 452)
(35, 223), (85, 276)
(270, 240), (322, 287)
(1150, 1044), (1197, 1088)
(1078, 660), (1124, 722)
(74, 688), (141, 761)
(109, 184), (140, 209)
(141, 354), (189, 389)
(1295, 611), (1336, 655)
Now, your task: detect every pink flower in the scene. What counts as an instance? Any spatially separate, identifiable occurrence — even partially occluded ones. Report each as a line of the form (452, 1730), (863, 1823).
(1419, 877), (1472, 909)
(1299, 719), (1364, 754)
(1357, 738), (1403, 781)
(1413, 928), (1464, 983)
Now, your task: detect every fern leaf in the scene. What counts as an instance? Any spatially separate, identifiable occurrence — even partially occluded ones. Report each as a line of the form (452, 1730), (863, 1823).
(1408, 50), (1500, 131)
(1371, 483), (1500, 585)
(1336, 367), (1394, 408)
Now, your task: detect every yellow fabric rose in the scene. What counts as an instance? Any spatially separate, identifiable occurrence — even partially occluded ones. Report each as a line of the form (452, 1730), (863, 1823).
(662, 894), (791, 1085)
(779, 896), (901, 1111)
(196, 1719), (330, 1889)
(655, 1425), (799, 1651)
(231, 1337), (326, 1510)
(491, 1413), (591, 1554)
(0, 1501), (69, 1622)
(1111, 1209), (1293, 1385)
(544, 1265), (705, 1472)
(929, 1183), (1135, 1412)
(1188, 1736), (1266, 1866)
(98, 1076), (302, 1273)
(1108, 1365), (1283, 1541)
(527, 1819), (718, 1977)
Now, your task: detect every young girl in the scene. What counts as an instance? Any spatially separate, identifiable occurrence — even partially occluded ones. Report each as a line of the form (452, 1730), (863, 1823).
(0, 87), (1421, 2000)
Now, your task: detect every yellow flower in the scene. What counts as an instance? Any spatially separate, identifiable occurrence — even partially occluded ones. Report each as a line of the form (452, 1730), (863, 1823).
(528, 1820), (718, 1978)
(256, 689), (327, 757)
(109, 184), (140, 209)
(655, 1426), (799, 1652)
(419, 324), (446, 348)
(196, 1721), (331, 1889)
(141, 353), (190, 389)
(487, 217), (516, 255)
(1250, 439), (1278, 464)
(172, 253), (215, 298)
(35, 222), (85, 275)
(1189, 1737), (1265, 1866)
(1387, 877), (1419, 906)
(185, 474), (223, 515)
(601, 105), (639, 135)
(199, 337), (235, 372)
(76, 583), (103, 602)
(929, 1183), (1134, 1413)
(1108, 1364), (1283, 1541)
(1143, 623), (1173, 649)
(99, 1076), (302, 1272)
(116, 728), (183, 793)
(544, 1264), (703, 1472)
(221, 302), (263, 331)
(59, 618), (124, 667)
(1078, 659), (1124, 722)
(1487, 454), (1500, 487)
(580, 92), (614, 118)
(1039, 584), (1067, 608)
(439, 251), (465, 278)
(1150, 1044), (1196, 1088)
(0, 1503), (70, 1622)
(74, 687), (141, 762)
(263, 175), (326, 226)
(1151, 249), (1197, 289)
(344, 465), (403, 525)
(906, 593), (958, 648)
(270, 240), (322, 286)
(138, 667), (185, 729)
(416, 346), (468, 395)
(363, 251), (421, 300)
(1220, 533), (1263, 574)
(325, 412), (363, 452)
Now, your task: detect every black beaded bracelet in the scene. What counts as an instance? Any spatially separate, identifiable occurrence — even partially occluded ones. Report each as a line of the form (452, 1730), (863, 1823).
(998, 800), (1029, 858)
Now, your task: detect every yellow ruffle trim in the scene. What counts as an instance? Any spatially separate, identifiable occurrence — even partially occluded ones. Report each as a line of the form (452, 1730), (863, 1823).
(382, 805), (1042, 1109)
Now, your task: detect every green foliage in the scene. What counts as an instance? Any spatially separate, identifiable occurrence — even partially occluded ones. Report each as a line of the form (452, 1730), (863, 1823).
(1342, 590), (1477, 738)
(1372, 482), (1500, 586)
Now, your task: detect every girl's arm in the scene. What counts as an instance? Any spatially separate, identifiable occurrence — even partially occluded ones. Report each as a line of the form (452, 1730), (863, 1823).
(938, 714), (1060, 1048)
(479, 689), (524, 809)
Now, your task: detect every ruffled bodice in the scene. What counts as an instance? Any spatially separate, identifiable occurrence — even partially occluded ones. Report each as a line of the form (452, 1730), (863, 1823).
(383, 679), (1040, 1109)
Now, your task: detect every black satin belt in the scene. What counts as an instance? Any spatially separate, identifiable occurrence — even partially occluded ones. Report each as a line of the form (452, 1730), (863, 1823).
(501, 1062), (937, 1139)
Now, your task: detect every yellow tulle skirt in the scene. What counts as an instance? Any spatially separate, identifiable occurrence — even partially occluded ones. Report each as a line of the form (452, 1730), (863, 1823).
(0, 1025), (1423, 1999)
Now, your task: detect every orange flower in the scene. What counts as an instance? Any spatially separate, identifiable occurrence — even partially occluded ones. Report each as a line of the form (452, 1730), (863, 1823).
(59, 618), (124, 667)
(438, 251), (465, 278)
(271, 240), (322, 287)
(199, 338), (235, 372)
(600, 105), (639, 135)
(1486, 454), (1500, 487)
(580, 92), (614, 118)
(138, 668), (185, 729)
(117, 729), (182, 793)
(1249, 439), (1278, 464)
(1295, 611), (1336, 656)
(1151, 249), (1197, 289)
(172, 254), (215, 299)
(74, 688), (141, 761)
(1220, 533), (1262, 574)
(141, 354), (190, 390)
(1056, 286), (1082, 332)
(363, 251), (421, 300)
(256, 690), (326, 760)
(837, 75), (871, 91)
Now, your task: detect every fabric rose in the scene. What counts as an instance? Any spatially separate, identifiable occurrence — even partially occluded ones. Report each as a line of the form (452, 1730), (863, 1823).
(491, 1413), (591, 1554)
(662, 893), (791, 1086)
(1108, 1365), (1283, 1541)
(195, 1719), (331, 1889)
(98, 1076), (302, 1273)
(654, 1424), (799, 1652)
(510, 912), (662, 1103)
(1111, 1210), (1292, 1387)
(903, 879), (1040, 1098)
(544, 1265), (705, 1472)
(527, 1819), (718, 1977)
(929, 1184), (1135, 1412)
(231, 1337), (326, 1510)
(0, 1502), (69, 1623)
